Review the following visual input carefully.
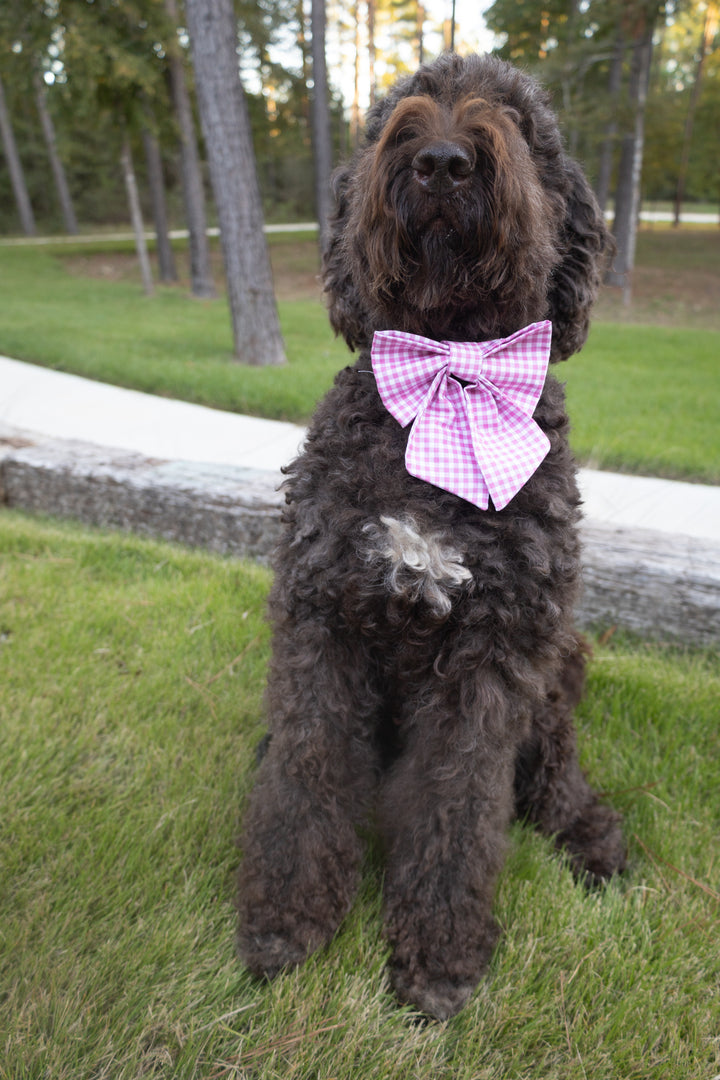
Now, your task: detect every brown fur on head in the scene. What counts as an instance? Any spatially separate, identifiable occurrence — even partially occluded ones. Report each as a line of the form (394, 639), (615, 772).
(322, 53), (610, 360)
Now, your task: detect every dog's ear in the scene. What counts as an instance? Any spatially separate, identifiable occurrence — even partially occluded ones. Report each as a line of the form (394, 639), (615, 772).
(547, 158), (612, 362)
(321, 162), (370, 352)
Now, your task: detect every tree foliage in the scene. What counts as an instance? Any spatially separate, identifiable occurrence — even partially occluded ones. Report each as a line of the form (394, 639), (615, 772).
(484, 0), (720, 211)
(0, 0), (717, 238)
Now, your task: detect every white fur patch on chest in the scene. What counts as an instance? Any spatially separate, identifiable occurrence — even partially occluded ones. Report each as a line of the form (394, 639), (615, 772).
(361, 515), (472, 616)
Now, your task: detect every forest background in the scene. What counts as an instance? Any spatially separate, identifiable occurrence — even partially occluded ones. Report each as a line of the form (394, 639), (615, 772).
(0, 0), (718, 245)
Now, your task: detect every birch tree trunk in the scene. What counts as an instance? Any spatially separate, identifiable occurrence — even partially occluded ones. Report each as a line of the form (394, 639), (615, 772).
(672, 3), (716, 227)
(142, 121), (178, 282)
(368, 0), (377, 106)
(0, 74), (36, 236)
(185, 0), (285, 365)
(417, 1), (426, 66)
(351, 0), (361, 149)
(606, 9), (656, 303)
(121, 134), (154, 297)
(32, 69), (78, 234)
(594, 31), (624, 214)
(311, 0), (333, 251)
(164, 0), (216, 299)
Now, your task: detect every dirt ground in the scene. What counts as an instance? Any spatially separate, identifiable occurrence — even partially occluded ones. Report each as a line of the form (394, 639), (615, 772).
(62, 232), (720, 330)
(62, 241), (325, 303)
(594, 257), (720, 330)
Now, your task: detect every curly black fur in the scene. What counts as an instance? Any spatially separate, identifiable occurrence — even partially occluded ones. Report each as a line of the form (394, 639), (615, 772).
(238, 52), (625, 1020)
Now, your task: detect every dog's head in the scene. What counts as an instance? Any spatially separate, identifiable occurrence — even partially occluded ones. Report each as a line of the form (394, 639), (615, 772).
(323, 53), (610, 361)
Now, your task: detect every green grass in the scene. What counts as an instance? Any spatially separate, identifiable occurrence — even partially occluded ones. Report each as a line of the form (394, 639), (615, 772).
(0, 242), (347, 423)
(1, 235), (719, 481)
(1, 511), (719, 1079)
(564, 322), (720, 482)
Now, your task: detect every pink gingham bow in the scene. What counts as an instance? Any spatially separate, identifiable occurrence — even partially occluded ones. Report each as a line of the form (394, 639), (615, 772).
(371, 321), (552, 510)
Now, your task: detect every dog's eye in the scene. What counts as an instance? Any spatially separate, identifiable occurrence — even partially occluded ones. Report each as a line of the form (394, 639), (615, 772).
(393, 124), (422, 147)
(504, 106), (535, 147)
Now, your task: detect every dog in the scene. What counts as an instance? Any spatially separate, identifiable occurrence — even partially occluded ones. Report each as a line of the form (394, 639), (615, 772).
(238, 52), (626, 1020)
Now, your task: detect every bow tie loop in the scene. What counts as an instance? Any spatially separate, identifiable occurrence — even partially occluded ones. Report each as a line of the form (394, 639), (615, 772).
(371, 322), (552, 510)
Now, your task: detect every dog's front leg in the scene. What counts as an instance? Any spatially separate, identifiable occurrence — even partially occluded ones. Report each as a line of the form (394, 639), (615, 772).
(514, 643), (626, 885)
(378, 683), (517, 1020)
(237, 627), (380, 980)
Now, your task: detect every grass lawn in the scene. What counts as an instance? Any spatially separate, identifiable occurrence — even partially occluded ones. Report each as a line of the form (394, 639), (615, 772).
(1, 511), (719, 1079)
(0, 238), (348, 424)
(563, 322), (719, 482)
(0, 228), (719, 482)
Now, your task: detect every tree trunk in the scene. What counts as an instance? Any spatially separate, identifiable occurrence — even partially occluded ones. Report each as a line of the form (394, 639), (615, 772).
(368, 0), (377, 105)
(606, 9), (656, 302)
(164, 0), (216, 299)
(673, 3), (716, 227)
(142, 121), (178, 282)
(417, 1), (426, 66)
(297, 0), (311, 88)
(351, 0), (361, 149)
(595, 31), (624, 213)
(120, 134), (154, 297)
(185, 0), (285, 365)
(295, 0), (314, 149)
(0, 73), (36, 236)
(32, 69), (78, 234)
(311, 0), (333, 251)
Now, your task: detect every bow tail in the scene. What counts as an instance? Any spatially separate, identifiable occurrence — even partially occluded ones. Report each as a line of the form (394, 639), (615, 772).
(395, 371), (550, 513)
(405, 381), (492, 509)
(470, 405), (551, 510)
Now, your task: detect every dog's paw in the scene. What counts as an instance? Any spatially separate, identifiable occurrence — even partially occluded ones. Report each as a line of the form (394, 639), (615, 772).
(391, 967), (477, 1021)
(238, 926), (315, 981)
(388, 915), (498, 1021)
(558, 802), (626, 886)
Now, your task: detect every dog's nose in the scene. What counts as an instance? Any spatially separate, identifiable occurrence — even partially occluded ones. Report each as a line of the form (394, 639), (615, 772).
(411, 142), (473, 193)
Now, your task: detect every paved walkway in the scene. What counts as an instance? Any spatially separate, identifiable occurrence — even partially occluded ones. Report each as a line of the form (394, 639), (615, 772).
(2, 354), (720, 543)
(0, 223), (319, 248)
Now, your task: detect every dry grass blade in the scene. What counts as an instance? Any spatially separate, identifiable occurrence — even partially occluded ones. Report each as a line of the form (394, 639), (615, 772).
(597, 780), (660, 799)
(184, 675), (218, 720)
(207, 637), (261, 686)
(207, 1021), (346, 1077)
(634, 833), (720, 901)
(193, 1003), (258, 1035)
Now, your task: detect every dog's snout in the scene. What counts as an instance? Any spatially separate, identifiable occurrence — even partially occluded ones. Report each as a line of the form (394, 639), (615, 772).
(411, 141), (473, 193)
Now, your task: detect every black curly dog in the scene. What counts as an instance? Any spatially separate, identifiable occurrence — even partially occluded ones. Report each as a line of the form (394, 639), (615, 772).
(238, 53), (626, 1020)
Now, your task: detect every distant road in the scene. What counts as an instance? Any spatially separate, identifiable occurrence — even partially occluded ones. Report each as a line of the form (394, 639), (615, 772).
(631, 210), (718, 224)
(0, 223), (318, 247)
(0, 212), (717, 247)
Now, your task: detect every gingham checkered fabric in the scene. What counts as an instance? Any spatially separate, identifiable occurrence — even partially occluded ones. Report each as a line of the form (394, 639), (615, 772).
(371, 321), (552, 511)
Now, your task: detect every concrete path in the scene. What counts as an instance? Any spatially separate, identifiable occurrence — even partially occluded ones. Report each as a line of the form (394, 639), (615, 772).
(0, 223), (318, 248)
(0, 355), (305, 474)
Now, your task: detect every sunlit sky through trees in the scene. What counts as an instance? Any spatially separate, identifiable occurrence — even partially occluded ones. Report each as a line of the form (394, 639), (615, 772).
(34, 0), (495, 112)
(264, 0), (496, 110)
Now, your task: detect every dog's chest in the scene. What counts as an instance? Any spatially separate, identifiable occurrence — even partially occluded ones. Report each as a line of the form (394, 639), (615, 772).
(290, 365), (578, 629)
(332, 382), (477, 613)
(361, 513), (472, 617)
